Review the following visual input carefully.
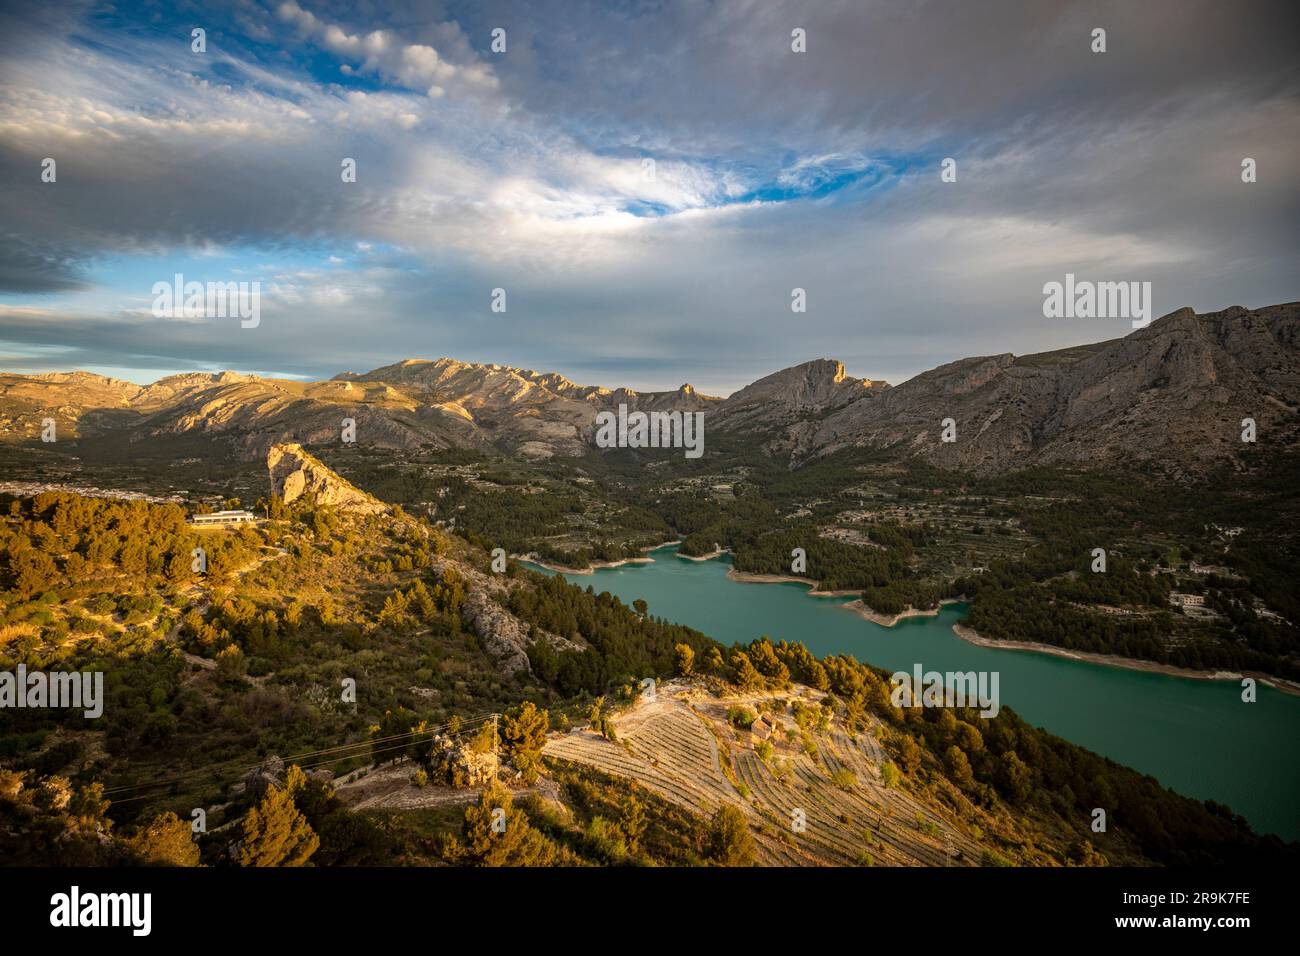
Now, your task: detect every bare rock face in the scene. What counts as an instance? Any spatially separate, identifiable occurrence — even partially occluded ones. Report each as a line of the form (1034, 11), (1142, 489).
(443, 554), (583, 677)
(267, 443), (387, 514)
(794, 303), (1300, 475)
(462, 590), (534, 675)
(244, 755), (285, 799)
(427, 733), (499, 787)
(714, 358), (889, 432)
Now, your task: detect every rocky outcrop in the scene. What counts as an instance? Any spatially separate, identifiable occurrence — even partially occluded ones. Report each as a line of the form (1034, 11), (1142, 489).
(446, 555), (584, 677)
(462, 590), (534, 675)
(267, 443), (388, 514)
(457, 587), (579, 676)
(427, 732), (499, 787)
(721, 358), (886, 416)
(243, 755), (285, 799)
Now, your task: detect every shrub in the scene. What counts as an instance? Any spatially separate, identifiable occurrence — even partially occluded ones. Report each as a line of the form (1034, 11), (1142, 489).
(881, 761), (900, 789)
(831, 768), (856, 790)
(726, 706), (756, 729)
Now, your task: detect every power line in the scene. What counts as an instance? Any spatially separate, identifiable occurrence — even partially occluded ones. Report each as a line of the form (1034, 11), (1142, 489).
(107, 734), (469, 807)
(98, 712), (499, 802)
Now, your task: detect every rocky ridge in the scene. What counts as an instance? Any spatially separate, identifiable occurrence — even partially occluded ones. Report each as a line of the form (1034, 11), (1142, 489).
(4, 303), (1297, 474)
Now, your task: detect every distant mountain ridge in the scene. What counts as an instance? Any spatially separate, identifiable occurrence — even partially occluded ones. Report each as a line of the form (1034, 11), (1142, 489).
(789, 302), (1300, 474)
(2, 302), (1296, 474)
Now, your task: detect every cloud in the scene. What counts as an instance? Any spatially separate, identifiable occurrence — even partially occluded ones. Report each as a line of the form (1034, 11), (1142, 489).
(275, 0), (498, 99)
(0, 0), (1296, 394)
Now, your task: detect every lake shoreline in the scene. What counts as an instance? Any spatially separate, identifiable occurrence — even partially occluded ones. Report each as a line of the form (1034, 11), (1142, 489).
(951, 622), (1300, 698)
(513, 540), (681, 575)
(531, 543), (1300, 699)
(724, 568), (858, 596)
(842, 598), (965, 626)
(721, 560), (1300, 696)
(676, 547), (731, 561)
(722, 569), (962, 619)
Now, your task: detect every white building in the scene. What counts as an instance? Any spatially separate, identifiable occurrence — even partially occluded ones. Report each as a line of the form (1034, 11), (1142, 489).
(189, 509), (259, 526)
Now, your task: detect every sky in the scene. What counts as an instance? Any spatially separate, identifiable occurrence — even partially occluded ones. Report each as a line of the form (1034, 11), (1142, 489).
(1, 0), (1297, 396)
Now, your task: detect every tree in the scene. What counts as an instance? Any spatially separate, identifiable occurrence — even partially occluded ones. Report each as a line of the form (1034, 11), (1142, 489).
(897, 734), (922, 774)
(452, 782), (556, 866)
(881, 761), (901, 789)
(730, 651), (762, 690)
(406, 720), (433, 765)
(620, 796), (647, 854)
(702, 646), (725, 674)
(469, 719), (498, 754)
(673, 643), (695, 677)
(68, 782), (111, 831)
(705, 804), (754, 866)
(214, 644), (247, 683)
(127, 812), (200, 866)
(371, 708), (417, 765)
(501, 702), (549, 784)
(1069, 838), (1109, 867)
(997, 750), (1033, 804)
(748, 639), (789, 682)
(237, 780), (319, 867)
(944, 745), (974, 789)
(165, 551), (191, 583)
(956, 720), (984, 753)
(10, 548), (57, 597)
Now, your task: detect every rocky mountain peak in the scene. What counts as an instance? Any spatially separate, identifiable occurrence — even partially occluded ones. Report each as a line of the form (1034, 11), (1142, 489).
(267, 443), (388, 514)
(721, 358), (879, 414)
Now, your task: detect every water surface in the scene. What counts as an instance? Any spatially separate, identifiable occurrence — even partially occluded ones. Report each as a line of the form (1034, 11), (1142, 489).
(527, 545), (1300, 841)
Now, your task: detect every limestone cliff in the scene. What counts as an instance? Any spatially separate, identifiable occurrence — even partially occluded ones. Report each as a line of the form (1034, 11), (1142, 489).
(267, 443), (388, 514)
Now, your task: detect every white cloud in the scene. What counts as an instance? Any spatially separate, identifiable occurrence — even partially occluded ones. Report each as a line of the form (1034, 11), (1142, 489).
(276, 1), (498, 99)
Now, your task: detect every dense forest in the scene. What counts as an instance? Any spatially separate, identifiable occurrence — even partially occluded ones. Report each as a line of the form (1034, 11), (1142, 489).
(511, 572), (716, 695)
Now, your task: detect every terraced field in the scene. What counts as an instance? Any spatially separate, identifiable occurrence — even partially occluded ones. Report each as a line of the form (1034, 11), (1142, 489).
(543, 691), (806, 864)
(543, 681), (987, 866)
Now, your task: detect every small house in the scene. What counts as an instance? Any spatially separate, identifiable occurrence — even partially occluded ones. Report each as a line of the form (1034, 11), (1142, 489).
(189, 509), (259, 527)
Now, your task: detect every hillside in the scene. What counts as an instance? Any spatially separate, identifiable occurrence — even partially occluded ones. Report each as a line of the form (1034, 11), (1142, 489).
(1, 449), (1291, 868)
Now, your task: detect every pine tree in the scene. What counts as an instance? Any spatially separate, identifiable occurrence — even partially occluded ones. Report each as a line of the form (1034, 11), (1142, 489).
(501, 702), (549, 784)
(620, 796), (647, 854)
(673, 643), (694, 677)
(705, 804), (754, 866)
(455, 783), (556, 866)
(128, 812), (200, 866)
(236, 782), (319, 867)
(944, 744), (974, 789)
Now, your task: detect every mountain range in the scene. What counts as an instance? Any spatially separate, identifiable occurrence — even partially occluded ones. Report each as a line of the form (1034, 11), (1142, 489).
(2, 302), (1296, 474)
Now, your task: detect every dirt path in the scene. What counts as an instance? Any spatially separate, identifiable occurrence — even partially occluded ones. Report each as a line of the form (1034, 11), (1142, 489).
(332, 760), (559, 811)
